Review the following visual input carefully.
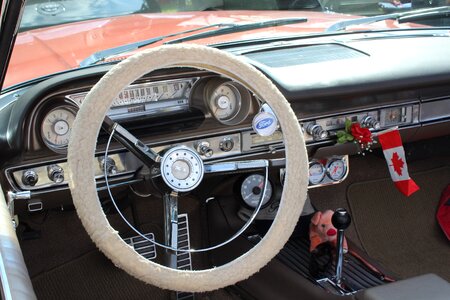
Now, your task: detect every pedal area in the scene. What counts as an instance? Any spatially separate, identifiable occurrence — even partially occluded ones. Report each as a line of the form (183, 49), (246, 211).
(124, 213), (194, 300)
(123, 233), (157, 260)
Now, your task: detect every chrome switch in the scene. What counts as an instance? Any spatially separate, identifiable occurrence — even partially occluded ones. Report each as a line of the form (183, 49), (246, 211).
(196, 141), (213, 158)
(47, 164), (64, 183)
(306, 123), (328, 140)
(22, 170), (38, 186)
(361, 116), (380, 130)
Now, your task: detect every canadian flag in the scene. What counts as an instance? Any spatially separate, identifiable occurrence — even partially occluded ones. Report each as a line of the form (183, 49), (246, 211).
(377, 129), (419, 196)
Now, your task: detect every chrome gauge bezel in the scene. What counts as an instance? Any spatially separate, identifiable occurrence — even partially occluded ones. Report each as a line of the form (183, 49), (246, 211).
(308, 161), (326, 185)
(240, 174), (273, 208)
(205, 78), (252, 125)
(40, 105), (77, 153)
(326, 158), (347, 181)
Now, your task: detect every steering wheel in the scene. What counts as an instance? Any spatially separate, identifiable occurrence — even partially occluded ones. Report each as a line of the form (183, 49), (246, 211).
(67, 44), (308, 292)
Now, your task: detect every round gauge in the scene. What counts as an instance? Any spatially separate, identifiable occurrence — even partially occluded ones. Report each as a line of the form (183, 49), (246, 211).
(326, 158), (347, 181)
(240, 174), (273, 208)
(209, 82), (242, 122)
(41, 107), (76, 152)
(309, 161), (326, 185)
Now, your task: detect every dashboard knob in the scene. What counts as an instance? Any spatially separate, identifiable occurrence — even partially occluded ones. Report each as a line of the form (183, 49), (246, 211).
(219, 137), (234, 152)
(100, 157), (117, 175)
(22, 169), (38, 186)
(196, 141), (213, 158)
(361, 116), (381, 130)
(47, 164), (64, 183)
(306, 123), (328, 140)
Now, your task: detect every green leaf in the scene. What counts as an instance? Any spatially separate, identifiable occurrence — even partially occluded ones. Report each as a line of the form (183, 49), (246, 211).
(345, 119), (352, 132)
(337, 136), (347, 144)
(336, 131), (345, 138)
(346, 134), (354, 141)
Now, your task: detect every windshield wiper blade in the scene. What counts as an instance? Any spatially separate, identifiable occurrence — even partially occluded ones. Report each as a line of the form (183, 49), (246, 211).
(79, 23), (237, 67)
(326, 6), (450, 32)
(165, 17), (308, 44)
(79, 18), (307, 67)
(398, 8), (450, 23)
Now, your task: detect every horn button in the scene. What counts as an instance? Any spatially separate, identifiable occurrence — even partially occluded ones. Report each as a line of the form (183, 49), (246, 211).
(161, 146), (204, 192)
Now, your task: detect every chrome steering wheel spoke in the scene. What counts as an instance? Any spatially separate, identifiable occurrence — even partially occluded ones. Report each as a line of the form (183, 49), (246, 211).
(102, 115), (161, 167)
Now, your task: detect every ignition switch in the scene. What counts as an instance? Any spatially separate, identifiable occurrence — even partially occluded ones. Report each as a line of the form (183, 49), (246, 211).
(219, 137), (234, 152)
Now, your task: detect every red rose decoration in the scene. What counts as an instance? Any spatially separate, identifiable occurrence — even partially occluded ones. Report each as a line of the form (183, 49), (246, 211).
(350, 123), (373, 145)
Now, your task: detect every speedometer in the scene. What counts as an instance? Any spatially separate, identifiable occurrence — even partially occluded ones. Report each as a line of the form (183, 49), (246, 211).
(65, 77), (198, 120)
(111, 80), (189, 107)
(41, 106), (76, 152)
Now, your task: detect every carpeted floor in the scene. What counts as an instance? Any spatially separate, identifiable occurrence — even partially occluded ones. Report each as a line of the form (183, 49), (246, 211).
(32, 250), (170, 300)
(20, 195), (235, 299)
(32, 249), (234, 300)
(347, 167), (450, 281)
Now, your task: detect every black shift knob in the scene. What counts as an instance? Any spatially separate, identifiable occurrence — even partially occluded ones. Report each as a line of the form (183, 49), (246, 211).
(332, 208), (351, 230)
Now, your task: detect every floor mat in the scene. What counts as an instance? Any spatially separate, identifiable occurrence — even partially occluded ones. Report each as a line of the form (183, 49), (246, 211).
(32, 250), (235, 300)
(32, 250), (170, 300)
(348, 167), (450, 281)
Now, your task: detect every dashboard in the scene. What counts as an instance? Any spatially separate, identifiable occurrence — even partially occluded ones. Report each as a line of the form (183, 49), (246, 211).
(1, 29), (450, 216)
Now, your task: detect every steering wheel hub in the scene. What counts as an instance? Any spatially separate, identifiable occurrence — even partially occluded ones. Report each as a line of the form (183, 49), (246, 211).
(160, 146), (204, 192)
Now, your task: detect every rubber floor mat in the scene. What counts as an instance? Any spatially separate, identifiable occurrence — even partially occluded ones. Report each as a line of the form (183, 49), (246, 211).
(347, 167), (450, 281)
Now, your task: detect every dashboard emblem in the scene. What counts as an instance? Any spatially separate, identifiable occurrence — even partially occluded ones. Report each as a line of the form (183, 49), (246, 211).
(253, 112), (278, 136)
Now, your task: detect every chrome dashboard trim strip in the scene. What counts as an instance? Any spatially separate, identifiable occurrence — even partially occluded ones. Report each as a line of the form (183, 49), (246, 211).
(297, 100), (420, 122)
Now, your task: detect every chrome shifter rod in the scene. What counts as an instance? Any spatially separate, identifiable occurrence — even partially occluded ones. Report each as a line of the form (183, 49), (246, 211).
(331, 208), (351, 285)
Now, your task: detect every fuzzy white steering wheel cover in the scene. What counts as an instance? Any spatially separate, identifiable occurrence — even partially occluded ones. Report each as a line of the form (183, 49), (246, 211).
(68, 44), (308, 292)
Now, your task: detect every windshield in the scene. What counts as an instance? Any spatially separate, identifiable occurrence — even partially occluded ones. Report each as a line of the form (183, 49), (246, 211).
(3, 0), (450, 90)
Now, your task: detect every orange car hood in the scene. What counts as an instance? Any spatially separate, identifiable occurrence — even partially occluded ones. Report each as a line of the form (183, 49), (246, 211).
(5, 10), (411, 88)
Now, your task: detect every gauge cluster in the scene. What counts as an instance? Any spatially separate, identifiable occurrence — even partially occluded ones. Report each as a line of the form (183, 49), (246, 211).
(36, 75), (258, 154)
(308, 156), (349, 188)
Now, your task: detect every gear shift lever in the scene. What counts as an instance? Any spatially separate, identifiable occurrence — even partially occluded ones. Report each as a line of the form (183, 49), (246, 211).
(331, 208), (351, 285)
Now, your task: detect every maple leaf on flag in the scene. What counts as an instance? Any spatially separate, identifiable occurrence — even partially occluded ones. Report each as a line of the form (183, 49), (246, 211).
(390, 152), (404, 176)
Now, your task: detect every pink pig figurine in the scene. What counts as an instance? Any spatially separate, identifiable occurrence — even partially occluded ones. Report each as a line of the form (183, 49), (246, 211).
(309, 210), (348, 253)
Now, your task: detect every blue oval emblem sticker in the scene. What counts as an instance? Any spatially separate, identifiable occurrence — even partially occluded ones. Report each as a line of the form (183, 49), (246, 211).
(252, 112), (278, 136)
(256, 118), (274, 130)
